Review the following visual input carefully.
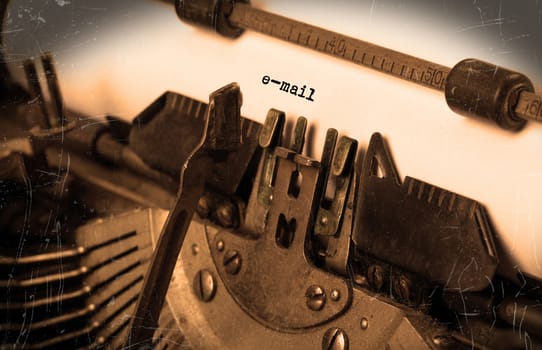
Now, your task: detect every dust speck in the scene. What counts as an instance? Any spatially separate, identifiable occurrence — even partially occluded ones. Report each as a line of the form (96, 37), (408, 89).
(55, 0), (71, 7)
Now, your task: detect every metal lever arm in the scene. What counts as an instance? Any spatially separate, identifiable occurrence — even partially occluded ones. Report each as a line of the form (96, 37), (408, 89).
(126, 83), (241, 348)
(126, 156), (209, 348)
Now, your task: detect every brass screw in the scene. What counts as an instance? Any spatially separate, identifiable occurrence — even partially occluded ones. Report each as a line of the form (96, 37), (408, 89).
(433, 335), (453, 347)
(196, 194), (213, 218)
(330, 289), (341, 302)
(367, 265), (384, 290)
(360, 318), (369, 330)
(320, 215), (328, 226)
(353, 273), (368, 287)
(216, 201), (237, 228)
(193, 269), (217, 302)
(306, 285), (326, 311)
(191, 243), (200, 256)
(322, 328), (349, 350)
(393, 276), (411, 302)
(223, 250), (242, 275)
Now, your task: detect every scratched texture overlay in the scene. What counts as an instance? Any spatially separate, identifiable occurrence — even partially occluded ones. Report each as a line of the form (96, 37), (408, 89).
(1, 0), (542, 349)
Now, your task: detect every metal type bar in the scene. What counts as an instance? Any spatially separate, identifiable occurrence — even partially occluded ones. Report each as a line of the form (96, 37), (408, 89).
(126, 118), (211, 348)
(126, 83), (241, 347)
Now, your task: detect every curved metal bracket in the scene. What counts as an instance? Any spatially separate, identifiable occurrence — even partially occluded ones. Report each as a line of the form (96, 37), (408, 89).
(209, 145), (352, 331)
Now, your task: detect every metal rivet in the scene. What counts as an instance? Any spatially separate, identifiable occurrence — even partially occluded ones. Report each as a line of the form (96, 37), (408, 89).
(197, 195), (212, 218)
(393, 276), (411, 301)
(360, 318), (369, 330)
(353, 274), (368, 287)
(191, 244), (200, 256)
(320, 215), (328, 226)
(216, 239), (225, 252)
(306, 285), (326, 311)
(367, 265), (384, 290)
(330, 289), (340, 302)
(433, 336), (443, 346)
(433, 335), (452, 347)
(216, 201), (237, 228)
(223, 250), (242, 275)
(193, 269), (217, 302)
(322, 327), (349, 350)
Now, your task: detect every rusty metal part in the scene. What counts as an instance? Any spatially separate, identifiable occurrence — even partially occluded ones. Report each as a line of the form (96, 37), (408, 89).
(315, 136), (357, 237)
(242, 109), (285, 236)
(128, 89), (261, 195)
(0, 208), (173, 349)
(306, 285), (327, 311)
(23, 59), (50, 129)
(21, 54), (68, 129)
(353, 133), (498, 292)
(46, 147), (176, 209)
(126, 83), (242, 347)
(313, 134), (358, 276)
(516, 90), (542, 122)
(223, 249), (242, 275)
(40, 54), (65, 127)
(322, 327), (349, 350)
(2, 63), (542, 348)
(193, 269), (217, 302)
(159, 218), (444, 349)
(497, 297), (542, 336)
(210, 121), (352, 331)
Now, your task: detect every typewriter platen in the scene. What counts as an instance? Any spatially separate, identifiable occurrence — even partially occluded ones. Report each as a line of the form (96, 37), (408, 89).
(1, 1), (542, 349)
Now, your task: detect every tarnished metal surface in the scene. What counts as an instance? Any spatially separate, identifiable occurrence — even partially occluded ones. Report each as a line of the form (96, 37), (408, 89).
(160, 219), (440, 350)
(127, 83), (242, 347)
(1, 43), (541, 348)
(0, 208), (173, 349)
(353, 133), (498, 292)
(211, 147), (352, 330)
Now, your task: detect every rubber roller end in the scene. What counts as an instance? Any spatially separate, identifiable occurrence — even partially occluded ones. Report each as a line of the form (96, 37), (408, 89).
(445, 58), (534, 131)
(175, 0), (247, 38)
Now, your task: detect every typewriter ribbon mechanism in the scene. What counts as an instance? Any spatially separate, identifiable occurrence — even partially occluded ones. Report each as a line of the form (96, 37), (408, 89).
(1, 3), (542, 350)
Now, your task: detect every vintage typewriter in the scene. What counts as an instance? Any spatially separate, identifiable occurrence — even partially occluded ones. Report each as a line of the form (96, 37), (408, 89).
(1, 1), (542, 349)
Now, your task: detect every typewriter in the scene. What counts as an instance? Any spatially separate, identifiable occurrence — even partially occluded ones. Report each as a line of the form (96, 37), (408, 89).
(1, 1), (542, 349)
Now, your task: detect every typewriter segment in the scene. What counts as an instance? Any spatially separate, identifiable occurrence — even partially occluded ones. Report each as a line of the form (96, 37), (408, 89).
(1, 1), (542, 349)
